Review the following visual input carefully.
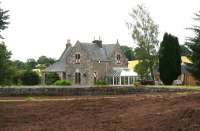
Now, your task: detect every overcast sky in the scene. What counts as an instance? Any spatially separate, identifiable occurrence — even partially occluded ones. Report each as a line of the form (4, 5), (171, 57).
(1, 0), (200, 61)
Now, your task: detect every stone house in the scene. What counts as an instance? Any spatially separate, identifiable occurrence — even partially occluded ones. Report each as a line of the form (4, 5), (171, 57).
(45, 40), (137, 85)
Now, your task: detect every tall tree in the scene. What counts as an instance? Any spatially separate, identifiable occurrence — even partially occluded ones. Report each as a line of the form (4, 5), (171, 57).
(0, 5), (9, 38)
(0, 4), (9, 85)
(159, 33), (181, 85)
(128, 5), (159, 80)
(186, 11), (200, 80)
(120, 46), (135, 60)
(0, 42), (12, 85)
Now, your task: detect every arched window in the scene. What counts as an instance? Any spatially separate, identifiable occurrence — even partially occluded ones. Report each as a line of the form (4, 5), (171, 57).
(116, 54), (121, 64)
(75, 53), (80, 64)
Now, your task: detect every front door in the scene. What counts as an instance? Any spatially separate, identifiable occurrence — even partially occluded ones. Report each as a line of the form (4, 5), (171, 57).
(75, 72), (81, 84)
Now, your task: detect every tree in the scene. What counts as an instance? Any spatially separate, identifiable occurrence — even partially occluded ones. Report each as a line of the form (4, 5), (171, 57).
(159, 33), (181, 85)
(128, 5), (159, 80)
(20, 70), (40, 85)
(37, 55), (56, 67)
(180, 45), (191, 56)
(120, 46), (135, 60)
(0, 5), (9, 38)
(135, 60), (149, 79)
(0, 4), (10, 85)
(0, 42), (12, 85)
(25, 58), (37, 70)
(45, 72), (60, 85)
(186, 11), (200, 80)
(12, 60), (26, 70)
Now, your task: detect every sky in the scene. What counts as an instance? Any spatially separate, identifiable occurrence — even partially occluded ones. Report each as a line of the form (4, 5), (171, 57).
(1, 0), (200, 61)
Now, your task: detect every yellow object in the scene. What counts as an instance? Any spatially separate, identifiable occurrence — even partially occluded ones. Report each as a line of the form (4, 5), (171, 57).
(32, 69), (42, 77)
(128, 60), (139, 71)
(128, 56), (191, 71)
(181, 56), (192, 64)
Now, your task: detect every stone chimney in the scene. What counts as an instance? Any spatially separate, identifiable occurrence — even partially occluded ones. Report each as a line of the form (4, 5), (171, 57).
(92, 40), (102, 48)
(66, 39), (72, 49)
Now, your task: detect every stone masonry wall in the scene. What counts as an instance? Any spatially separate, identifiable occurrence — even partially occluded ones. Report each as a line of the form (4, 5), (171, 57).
(0, 86), (194, 96)
(65, 43), (91, 85)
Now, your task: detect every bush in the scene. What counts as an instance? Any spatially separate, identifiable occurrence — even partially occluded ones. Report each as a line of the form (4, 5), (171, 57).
(21, 70), (40, 85)
(196, 81), (200, 86)
(95, 80), (108, 86)
(54, 80), (71, 86)
(45, 72), (60, 85)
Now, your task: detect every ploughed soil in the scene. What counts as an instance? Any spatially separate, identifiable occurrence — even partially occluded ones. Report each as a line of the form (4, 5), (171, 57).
(1, 92), (200, 131)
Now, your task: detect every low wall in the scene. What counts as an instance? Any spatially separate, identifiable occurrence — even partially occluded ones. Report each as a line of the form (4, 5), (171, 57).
(0, 86), (195, 96)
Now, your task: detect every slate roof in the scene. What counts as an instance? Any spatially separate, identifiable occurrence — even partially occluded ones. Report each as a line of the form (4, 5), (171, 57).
(79, 42), (116, 61)
(45, 46), (72, 72)
(45, 41), (118, 72)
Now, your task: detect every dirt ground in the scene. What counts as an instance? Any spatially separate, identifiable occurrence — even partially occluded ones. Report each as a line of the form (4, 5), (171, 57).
(1, 92), (200, 131)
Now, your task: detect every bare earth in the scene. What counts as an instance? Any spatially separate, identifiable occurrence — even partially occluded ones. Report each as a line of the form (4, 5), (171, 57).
(1, 92), (200, 131)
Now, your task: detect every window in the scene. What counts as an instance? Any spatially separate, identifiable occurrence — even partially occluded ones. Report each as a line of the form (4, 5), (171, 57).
(62, 72), (66, 80)
(116, 54), (121, 64)
(75, 72), (81, 84)
(93, 72), (97, 84)
(75, 53), (80, 64)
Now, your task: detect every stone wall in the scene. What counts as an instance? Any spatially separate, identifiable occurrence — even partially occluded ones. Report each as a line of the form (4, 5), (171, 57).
(65, 42), (91, 85)
(0, 86), (194, 97)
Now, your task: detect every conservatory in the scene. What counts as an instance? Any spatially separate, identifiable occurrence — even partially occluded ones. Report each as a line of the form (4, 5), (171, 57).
(108, 68), (138, 85)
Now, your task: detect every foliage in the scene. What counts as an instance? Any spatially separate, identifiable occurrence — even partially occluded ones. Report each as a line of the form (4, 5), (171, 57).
(37, 56), (56, 67)
(20, 70), (40, 85)
(159, 33), (181, 85)
(120, 46), (135, 60)
(135, 60), (150, 79)
(180, 45), (191, 56)
(128, 5), (159, 80)
(54, 80), (71, 86)
(0, 42), (13, 85)
(25, 58), (37, 70)
(196, 81), (200, 86)
(95, 80), (108, 86)
(0, 6), (9, 38)
(12, 70), (23, 85)
(45, 72), (60, 85)
(0, 5), (10, 85)
(186, 11), (200, 80)
(12, 60), (26, 70)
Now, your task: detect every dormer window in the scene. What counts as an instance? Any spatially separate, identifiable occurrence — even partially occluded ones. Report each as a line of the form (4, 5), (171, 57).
(75, 53), (80, 64)
(117, 54), (121, 64)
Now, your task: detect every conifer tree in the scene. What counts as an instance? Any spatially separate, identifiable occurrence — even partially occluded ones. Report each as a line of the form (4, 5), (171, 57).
(159, 33), (181, 85)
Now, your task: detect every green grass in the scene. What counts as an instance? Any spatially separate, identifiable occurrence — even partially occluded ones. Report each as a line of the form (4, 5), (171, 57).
(25, 96), (35, 101)
(146, 85), (200, 90)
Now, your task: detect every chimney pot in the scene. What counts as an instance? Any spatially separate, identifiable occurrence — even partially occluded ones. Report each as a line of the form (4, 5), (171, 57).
(92, 40), (102, 48)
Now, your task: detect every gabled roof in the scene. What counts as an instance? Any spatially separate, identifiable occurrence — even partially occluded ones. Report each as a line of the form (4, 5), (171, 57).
(45, 46), (72, 72)
(79, 42), (116, 61)
(45, 41), (119, 72)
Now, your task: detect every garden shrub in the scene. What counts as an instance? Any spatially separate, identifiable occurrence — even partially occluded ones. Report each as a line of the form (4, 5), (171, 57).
(95, 80), (108, 86)
(196, 81), (200, 86)
(45, 72), (60, 85)
(54, 80), (71, 86)
(20, 70), (40, 85)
